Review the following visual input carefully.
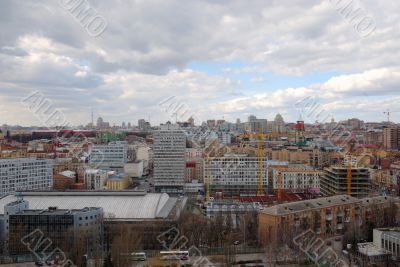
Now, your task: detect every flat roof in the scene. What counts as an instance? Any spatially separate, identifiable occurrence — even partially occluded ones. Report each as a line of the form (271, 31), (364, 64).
(0, 191), (180, 220)
(261, 195), (360, 216)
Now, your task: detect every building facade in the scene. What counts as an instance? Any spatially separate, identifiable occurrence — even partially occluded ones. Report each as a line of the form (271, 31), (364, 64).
(320, 166), (370, 198)
(154, 124), (186, 193)
(272, 167), (321, 192)
(84, 169), (108, 190)
(0, 158), (53, 196)
(89, 141), (128, 170)
(205, 154), (269, 196)
(2, 199), (103, 256)
(384, 127), (400, 150)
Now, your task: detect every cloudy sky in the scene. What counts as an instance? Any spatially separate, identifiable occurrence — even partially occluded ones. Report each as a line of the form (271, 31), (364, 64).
(1, 0), (399, 126)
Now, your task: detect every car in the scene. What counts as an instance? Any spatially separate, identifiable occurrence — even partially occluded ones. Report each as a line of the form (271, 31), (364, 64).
(233, 240), (240, 245)
(35, 260), (44, 266)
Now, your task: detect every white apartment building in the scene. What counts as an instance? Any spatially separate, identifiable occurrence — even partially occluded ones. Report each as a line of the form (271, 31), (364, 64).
(154, 124), (186, 193)
(84, 169), (108, 190)
(205, 154), (269, 196)
(272, 166), (321, 192)
(0, 158), (53, 196)
(373, 228), (400, 259)
(89, 141), (128, 170)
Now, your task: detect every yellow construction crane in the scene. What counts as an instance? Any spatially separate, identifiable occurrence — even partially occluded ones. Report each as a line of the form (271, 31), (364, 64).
(205, 154), (211, 202)
(347, 157), (352, 196)
(257, 128), (263, 196)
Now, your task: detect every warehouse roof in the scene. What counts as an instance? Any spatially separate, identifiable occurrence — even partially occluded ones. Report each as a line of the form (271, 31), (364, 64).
(0, 191), (181, 220)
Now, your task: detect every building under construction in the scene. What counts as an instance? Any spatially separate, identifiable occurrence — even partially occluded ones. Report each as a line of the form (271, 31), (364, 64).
(320, 166), (370, 198)
(205, 153), (269, 197)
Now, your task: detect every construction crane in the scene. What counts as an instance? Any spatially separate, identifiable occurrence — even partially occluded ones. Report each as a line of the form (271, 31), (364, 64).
(205, 154), (211, 202)
(383, 110), (400, 124)
(257, 128), (263, 196)
(277, 170), (282, 201)
(347, 156), (352, 196)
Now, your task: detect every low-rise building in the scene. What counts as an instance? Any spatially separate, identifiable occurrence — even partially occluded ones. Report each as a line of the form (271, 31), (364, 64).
(105, 173), (131, 190)
(84, 169), (108, 190)
(1, 199), (103, 256)
(272, 166), (321, 193)
(124, 160), (144, 178)
(259, 195), (400, 247)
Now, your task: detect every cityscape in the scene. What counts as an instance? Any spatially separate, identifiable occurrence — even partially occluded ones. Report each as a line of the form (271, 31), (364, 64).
(1, 1), (400, 267)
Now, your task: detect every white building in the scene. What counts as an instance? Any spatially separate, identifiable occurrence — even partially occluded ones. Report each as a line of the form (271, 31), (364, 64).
(373, 228), (400, 259)
(205, 154), (269, 196)
(154, 124), (186, 193)
(89, 141), (128, 170)
(124, 160), (144, 178)
(84, 169), (108, 190)
(272, 166), (321, 192)
(0, 158), (53, 196)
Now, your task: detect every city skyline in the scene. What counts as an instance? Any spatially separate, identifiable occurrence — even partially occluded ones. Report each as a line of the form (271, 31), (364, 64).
(0, 1), (399, 126)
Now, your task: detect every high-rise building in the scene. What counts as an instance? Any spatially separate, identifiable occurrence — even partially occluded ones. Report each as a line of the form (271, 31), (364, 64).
(138, 119), (149, 130)
(383, 127), (400, 150)
(0, 158), (53, 196)
(154, 124), (186, 193)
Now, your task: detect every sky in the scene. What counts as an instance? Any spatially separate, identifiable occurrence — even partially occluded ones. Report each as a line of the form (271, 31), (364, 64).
(0, 0), (400, 126)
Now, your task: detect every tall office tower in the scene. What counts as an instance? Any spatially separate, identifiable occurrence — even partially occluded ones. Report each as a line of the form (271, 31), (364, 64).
(0, 158), (53, 196)
(154, 124), (186, 193)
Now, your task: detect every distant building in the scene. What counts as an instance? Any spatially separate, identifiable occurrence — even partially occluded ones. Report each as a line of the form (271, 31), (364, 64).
(124, 160), (144, 178)
(272, 166), (321, 192)
(154, 124), (186, 193)
(365, 130), (384, 147)
(106, 173), (131, 190)
(84, 169), (108, 190)
(0, 158), (53, 196)
(53, 170), (76, 190)
(138, 119), (150, 130)
(384, 127), (400, 150)
(89, 141), (128, 170)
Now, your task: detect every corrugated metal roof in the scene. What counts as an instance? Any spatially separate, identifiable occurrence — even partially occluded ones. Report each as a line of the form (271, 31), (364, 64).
(0, 192), (176, 220)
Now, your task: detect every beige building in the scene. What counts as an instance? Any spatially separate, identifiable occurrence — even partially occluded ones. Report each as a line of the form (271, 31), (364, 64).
(384, 127), (400, 150)
(272, 166), (321, 192)
(106, 173), (131, 190)
(259, 195), (400, 247)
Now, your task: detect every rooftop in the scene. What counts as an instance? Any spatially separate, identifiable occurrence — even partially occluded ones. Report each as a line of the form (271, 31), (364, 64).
(0, 191), (181, 220)
(261, 195), (360, 216)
